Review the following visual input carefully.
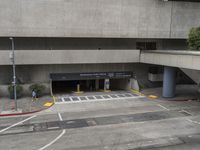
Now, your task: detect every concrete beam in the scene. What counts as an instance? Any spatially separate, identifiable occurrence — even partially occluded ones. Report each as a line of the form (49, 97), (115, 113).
(140, 50), (200, 70)
(0, 50), (140, 65)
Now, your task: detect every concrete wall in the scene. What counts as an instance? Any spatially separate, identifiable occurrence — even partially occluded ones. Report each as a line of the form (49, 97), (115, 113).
(0, 0), (199, 38)
(140, 50), (200, 70)
(181, 68), (200, 84)
(0, 63), (149, 84)
(0, 50), (140, 65)
(0, 63), (150, 96)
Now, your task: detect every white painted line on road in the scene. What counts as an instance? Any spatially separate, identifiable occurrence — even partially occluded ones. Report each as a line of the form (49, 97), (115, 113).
(55, 96), (145, 104)
(48, 126), (60, 130)
(0, 115), (37, 133)
(69, 97), (73, 102)
(186, 119), (200, 125)
(58, 112), (63, 121)
(37, 112), (65, 150)
(115, 94), (120, 98)
(37, 129), (66, 150)
(61, 97), (65, 102)
(157, 104), (170, 111)
(77, 97), (81, 101)
(107, 95), (112, 98)
(180, 110), (192, 116)
(85, 96), (90, 100)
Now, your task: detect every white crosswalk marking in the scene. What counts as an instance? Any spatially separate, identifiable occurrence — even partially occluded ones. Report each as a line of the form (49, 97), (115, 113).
(55, 92), (144, 104)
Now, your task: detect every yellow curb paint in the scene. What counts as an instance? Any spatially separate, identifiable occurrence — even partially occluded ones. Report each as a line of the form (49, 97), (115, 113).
(44, 102), (54, 107)
(52, 96), (56, 103)
(73, 91), (84, 94)
(98, 90), (112, 92)
(129, 88), (145, 96)
(148, 95), (158, 99)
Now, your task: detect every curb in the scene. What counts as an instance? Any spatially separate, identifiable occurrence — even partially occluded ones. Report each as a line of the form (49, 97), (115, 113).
(129, 88), (145, 96)
(162, 98), (197, 102)
(0, 103), (54, 117)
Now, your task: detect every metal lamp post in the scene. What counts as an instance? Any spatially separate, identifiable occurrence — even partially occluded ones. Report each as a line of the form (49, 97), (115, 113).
(9, 37), (17, 111)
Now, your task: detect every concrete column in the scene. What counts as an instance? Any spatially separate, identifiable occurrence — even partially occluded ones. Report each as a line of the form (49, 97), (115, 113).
(130, 78), (139, 91)
(104, 79), (110, 91)
(162, 66), (176, 98)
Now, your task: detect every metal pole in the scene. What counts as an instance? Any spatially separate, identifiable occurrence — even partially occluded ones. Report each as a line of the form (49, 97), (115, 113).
(9, 37), (17, 111)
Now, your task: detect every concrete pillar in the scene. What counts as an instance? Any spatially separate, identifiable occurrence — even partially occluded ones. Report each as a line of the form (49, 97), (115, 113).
(104, 79), (110, 91)
(162, 66), (176, 98)
(129, 78), (140, 91)
(95, 79), (99, 90)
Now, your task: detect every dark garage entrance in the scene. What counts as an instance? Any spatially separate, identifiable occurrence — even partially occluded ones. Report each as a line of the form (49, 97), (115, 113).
(50, 72), (133, 94)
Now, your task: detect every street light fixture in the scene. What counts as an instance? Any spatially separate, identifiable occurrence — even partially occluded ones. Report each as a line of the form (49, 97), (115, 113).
(9, 37), (17, 111)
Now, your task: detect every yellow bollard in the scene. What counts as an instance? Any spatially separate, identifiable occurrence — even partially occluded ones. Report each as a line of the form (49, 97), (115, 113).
(74, 84), (83, 94)
(77, 84), (80, 93)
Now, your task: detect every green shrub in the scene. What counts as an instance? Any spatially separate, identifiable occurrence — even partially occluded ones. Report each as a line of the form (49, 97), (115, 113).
(8, 84), (23, 99)
(188, 27), (200, 51)
(29, 83), (46, 97)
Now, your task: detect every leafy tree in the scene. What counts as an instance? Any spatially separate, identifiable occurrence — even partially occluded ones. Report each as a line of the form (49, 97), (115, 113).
(188, 27), (200, 51)
(8, 84), (23, 99)
(29, 83), (46, 97)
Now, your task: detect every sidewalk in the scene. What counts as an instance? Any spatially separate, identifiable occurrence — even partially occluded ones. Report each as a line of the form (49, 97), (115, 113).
(0, 95), (54, 116)
(141, 84), (200, 101)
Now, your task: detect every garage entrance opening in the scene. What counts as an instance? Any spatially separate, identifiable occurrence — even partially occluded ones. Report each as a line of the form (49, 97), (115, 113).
(52, 80), (97, 94)
(50, 72), (133, 94)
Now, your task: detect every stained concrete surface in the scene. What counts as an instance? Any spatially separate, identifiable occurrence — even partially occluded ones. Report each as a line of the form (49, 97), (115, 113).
(1, 89), (200, 149)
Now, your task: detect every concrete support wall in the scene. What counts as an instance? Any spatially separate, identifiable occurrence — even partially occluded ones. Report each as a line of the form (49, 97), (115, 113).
(0, 50), (140, 65)
(0, 63), (150, 96)
(0, 63), (149, 84)
(0, 0), (199, 38)
(181, 68), (200, 84)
